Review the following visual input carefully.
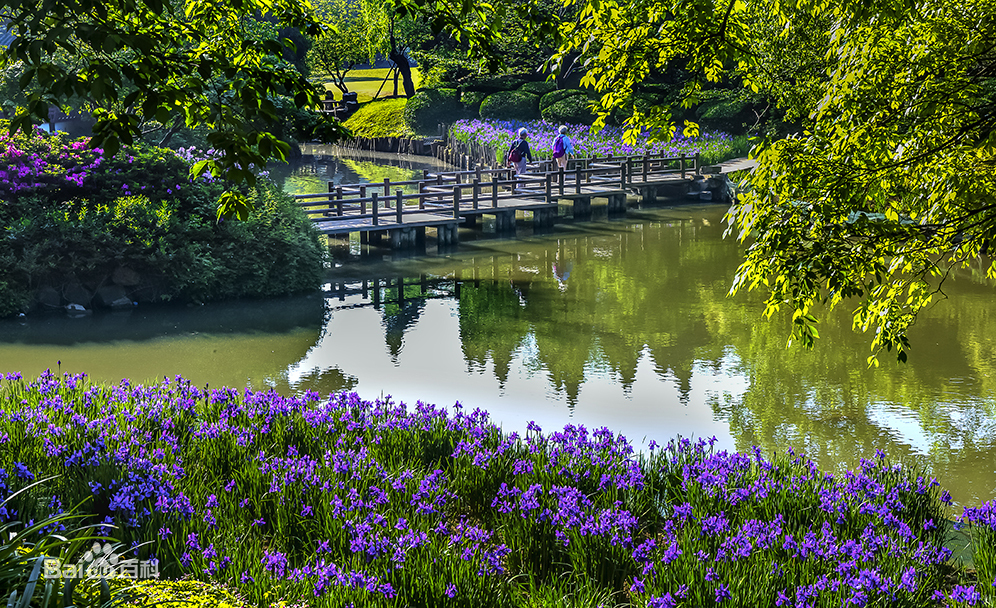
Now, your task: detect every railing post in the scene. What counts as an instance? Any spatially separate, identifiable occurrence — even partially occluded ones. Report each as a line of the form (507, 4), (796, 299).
(643, 154), (650, 183)
(452, 186), (461, 219)
(492, 175), (499, 208)
(558, 167), (565, 195)
(360, 185), (367, 215)
(575, 164), (582, 194)
(681, 154), (687, 180)
(396, 189), (403, 223)
(384, 177), (390, 197)
(372, 192), (379, 226)
(619, 162), (626, 190)
(418, 181), (426, 210)
(336, 186), (343, 216)
(695, 152), (701, 175)
(545, 173), (553, 202)
(473, 178), (480, 209)
(626, 157), (633, 186)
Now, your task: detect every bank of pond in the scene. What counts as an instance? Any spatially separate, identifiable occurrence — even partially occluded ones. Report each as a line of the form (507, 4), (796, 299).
(1, 371), (994, 607)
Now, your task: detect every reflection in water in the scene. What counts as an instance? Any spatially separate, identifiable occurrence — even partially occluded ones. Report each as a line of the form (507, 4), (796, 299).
(269, 147), (451, 196)
(1, 205), (994, 505)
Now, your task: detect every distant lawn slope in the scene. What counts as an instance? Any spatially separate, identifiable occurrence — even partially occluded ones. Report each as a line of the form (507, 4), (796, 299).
(323, 68), (423, 103)
(343, 98), (410, 138)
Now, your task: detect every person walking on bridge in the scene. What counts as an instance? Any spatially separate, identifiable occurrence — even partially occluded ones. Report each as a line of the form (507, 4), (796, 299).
(506, 128), (533, 189)
(552, 125), (574, 169)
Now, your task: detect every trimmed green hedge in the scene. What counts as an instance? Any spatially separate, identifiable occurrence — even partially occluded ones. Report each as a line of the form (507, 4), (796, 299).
(461, 74), (529, 93)
(539, 89), (587, 111)
(403, 88), (462, 133)
(519, 81), (557, 96)
(460, 90), (488, 116)
(479, 90), (541, 120)
(541, 95), (596, 124)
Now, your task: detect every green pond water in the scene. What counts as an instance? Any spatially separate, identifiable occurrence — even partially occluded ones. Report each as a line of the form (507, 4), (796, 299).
(1, 153), (994, 509)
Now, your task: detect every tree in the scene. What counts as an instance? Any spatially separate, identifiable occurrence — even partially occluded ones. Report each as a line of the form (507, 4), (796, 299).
(530, 0), (996, 362)
(362, 0), (428, 98)
(0, 0), (348, 219)
(308, 0), (369, 95)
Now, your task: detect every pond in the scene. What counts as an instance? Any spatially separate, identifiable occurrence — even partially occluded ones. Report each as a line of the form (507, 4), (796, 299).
(1, 152), (994, 508)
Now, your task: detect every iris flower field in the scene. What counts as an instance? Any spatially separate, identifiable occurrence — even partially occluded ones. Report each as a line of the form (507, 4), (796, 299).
(1, 371), (994, 607)
(448, 120), (749, 166)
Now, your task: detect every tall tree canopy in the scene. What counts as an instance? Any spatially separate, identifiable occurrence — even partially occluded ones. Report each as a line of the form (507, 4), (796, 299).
(0, 0), (348, 218)
(534, 0), (996, 362)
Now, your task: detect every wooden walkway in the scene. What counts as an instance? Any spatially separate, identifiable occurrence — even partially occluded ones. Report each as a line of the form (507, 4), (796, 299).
(295, 152), (750, 249)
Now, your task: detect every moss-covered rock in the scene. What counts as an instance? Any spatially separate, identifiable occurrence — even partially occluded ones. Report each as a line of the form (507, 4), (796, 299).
(479, 90), (541, 120)
(519, 81), (557, 96)
(541, 94), (596, 124)
(403, 88), (462, 132)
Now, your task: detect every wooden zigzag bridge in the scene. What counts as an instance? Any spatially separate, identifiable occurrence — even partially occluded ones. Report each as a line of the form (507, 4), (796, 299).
(294, 152), (753, 250)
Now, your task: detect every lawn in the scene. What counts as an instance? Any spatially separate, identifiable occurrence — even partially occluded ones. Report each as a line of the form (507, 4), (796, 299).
(322, 67), (423, 103)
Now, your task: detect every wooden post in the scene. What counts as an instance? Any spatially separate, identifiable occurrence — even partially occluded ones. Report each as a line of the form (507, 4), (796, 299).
(558, 166), (565, 195)
(473, 178), (480, 209)
(575, 163), (582, 194)
(695, 152), (701, 175)
(360, 185), (367, 215)
(619, 162), (627, 190)
(545, 173), (553, 203)
(372, 192), (379, 226)
(396, 189), (403, 223)
(452, 186), (461, 219)
(418, 181), (426, 210)
(643, 154), (650, 183)
(492, 175), (499, 208)
(681, 154), (687, 179)
(626, 157), (633, 186)
(336, 186), (343, 216)
(384, 177), (390, 197)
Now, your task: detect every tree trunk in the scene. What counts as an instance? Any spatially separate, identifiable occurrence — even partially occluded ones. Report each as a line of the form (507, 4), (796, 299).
(393, 67), (399, 97)
(389, 49), (416, 98)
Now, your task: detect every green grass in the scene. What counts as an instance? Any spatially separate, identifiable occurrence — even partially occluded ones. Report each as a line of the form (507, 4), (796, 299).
(323, 67), (423, 103)
(342, 98), (410, 138)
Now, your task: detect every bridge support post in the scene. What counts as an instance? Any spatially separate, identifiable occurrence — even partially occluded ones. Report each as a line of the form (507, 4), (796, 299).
(494, 210), (516, 232)
(607, 193), (627, 214)
(390, 227), (417, 249)
(533, 208), (555, 228)
(573, 196), (592, 219)
(436, 223), (459, 247)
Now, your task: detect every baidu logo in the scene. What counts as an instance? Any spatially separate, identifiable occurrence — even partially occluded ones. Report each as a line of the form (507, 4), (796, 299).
(44, 542), (159, 580)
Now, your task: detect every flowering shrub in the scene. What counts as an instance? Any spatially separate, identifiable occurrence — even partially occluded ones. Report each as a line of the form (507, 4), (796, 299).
(0, 370), (990, 607)
(0, 126), (323, 315)
(449, 119), (750, 166)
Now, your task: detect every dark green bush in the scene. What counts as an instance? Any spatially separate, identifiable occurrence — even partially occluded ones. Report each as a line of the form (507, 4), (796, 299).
(541, 95), (596, 124)
(461, 74), (530, 93)
(403, 88), (462, 132)
(479, 91), (541, 120)
(519, 81), (557, 96)
(539, 89), (587, 112)
(460, 91), (488, 117)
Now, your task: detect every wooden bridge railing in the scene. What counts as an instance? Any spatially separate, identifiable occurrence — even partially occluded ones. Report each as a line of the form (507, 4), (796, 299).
(295, 151), (701, 227)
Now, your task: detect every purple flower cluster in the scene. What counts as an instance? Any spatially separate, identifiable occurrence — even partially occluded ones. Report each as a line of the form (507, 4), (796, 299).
(0, 370), (990, 606)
